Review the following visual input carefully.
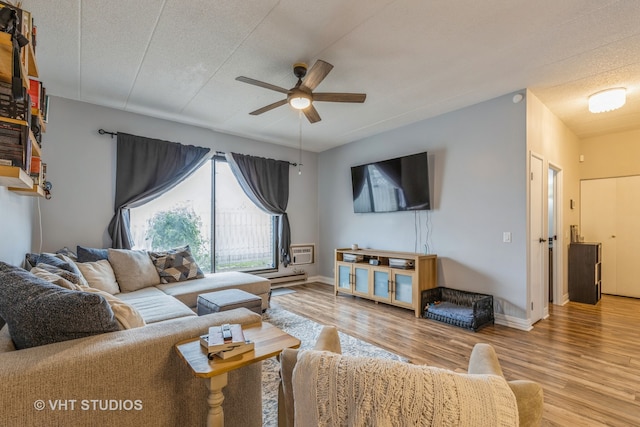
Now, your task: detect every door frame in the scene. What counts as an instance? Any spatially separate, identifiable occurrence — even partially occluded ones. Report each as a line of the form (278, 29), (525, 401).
(548, 162), (564, 306)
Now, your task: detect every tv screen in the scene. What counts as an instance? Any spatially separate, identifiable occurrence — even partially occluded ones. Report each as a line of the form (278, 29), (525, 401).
(351, 152), (430, 213)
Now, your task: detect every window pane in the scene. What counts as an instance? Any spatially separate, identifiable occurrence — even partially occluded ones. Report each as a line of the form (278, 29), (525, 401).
(130, 163), (212, 272)
(214, 159), (276, 272)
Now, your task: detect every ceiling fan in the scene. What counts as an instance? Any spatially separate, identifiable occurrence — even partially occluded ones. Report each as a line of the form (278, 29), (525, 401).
(236, 60), (366, 123)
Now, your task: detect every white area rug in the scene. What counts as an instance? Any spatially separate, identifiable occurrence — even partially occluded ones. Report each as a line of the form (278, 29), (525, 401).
(260, 308), (406, 426)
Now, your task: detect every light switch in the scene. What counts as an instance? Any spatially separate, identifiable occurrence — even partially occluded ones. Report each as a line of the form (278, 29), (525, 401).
(503, 232), (512, 243)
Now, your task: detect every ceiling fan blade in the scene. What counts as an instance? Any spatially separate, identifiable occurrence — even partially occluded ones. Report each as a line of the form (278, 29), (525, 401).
(249, 99), (288, 115)
(300, 60), (333, 91)
(313, 93), (366, 103)
(236, 76), (290, 94)
(303, 104), (321, 123)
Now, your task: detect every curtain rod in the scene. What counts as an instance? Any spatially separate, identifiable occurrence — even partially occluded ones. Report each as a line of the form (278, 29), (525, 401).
(98, 132), (299, 167)
(98, 129), (117, 138)
(215, 150), (299, 167)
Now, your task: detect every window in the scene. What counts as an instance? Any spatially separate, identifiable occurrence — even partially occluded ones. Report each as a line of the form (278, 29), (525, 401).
(129, 157), (277, 273)
(213, 157), (277, 272)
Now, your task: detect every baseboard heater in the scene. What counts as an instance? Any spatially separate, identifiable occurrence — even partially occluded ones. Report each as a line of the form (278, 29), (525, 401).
(259, 271), (308, 287)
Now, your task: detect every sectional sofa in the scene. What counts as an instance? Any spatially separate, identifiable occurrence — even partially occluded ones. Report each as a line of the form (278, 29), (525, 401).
(0, 248), (272, 426)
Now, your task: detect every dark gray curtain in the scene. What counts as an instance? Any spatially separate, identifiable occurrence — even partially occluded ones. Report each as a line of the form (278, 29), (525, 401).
(107, 133), (211, 249)
(225, 152), (292, 267)
(400, 157), (429, 209)
(351, 165), (367, 199)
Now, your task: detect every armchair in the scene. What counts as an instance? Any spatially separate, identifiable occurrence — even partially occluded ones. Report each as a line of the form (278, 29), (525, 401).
(279, 327), (543, 427)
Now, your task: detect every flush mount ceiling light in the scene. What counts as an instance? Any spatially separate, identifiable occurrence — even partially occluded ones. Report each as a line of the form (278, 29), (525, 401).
(588, 88), (626, 113)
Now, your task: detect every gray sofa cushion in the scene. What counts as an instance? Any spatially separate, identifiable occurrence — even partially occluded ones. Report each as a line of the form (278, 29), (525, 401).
(0, 263), (119, 349)
(116, 287), (196, 323)
(156, 272), (271, 309)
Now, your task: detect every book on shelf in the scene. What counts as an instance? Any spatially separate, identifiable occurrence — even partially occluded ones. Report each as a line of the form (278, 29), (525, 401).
(200, 323), (254, 360)
(28, 79), (41, 110)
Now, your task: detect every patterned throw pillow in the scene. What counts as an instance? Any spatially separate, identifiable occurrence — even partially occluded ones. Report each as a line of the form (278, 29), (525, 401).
(148, 246), (205, 284)
(26, 253), (72, 271)
(34, 263), (85, 286)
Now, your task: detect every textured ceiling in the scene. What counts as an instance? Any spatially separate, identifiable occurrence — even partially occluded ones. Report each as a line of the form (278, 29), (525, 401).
(20, 0), (640, 152)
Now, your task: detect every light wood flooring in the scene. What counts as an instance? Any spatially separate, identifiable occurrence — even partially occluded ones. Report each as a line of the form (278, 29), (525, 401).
(270, 283), (640, 427)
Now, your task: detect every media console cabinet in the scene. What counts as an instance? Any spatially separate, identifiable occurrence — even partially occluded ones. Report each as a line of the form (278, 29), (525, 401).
(334, 248), (437, 317)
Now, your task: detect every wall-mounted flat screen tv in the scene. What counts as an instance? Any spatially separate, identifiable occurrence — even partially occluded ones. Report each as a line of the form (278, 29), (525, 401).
(351, 152), (430, 213)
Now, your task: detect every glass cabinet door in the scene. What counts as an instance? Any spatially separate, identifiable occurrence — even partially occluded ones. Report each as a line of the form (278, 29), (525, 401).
(354, 266), (369, 295)
(372, 269), (390, 300)
(337, 264), (352, 291)
(393, 271), (414, 305)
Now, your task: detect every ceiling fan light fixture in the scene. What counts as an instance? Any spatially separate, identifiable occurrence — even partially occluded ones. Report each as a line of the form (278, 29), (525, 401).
(289, 95), (311, 110)
(588, 88), (626, 113)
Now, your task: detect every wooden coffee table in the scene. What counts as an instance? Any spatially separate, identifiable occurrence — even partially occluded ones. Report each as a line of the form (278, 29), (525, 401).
(175, 321), (300, 427)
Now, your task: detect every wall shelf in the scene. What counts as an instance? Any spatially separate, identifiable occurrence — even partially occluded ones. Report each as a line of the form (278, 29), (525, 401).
(0, 5), (48, 196)
(0, 165), (33, 189)
(9, 183), (44, 197)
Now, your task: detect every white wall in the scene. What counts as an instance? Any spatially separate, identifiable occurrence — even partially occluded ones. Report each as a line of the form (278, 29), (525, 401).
(579, 129), (640, 179)
(318, 92), (529, 320)
(526, 90), (581, 303)
(0, 188), (35, 266)
(39, 97), (319, 276)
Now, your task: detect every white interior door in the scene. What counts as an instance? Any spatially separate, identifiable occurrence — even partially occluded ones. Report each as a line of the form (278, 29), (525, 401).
(581, 179), (617, 294)
(529, 153), (545, 323)
(614, 176), (640, 298)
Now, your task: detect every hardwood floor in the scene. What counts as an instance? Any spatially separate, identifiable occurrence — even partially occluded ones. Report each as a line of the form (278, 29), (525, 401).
(270, 283), (640, 427)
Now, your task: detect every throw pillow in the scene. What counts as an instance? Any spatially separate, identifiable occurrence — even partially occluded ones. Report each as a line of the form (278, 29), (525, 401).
(76, 260), (120, 295)
(34, 263), (85, 286)
(30, 266), (84, 291)
(76, 246), (109, 263)
(54, 253), (89, 286)
(148, 245), (205, 284)
(0, 268), (119, 349)
(0, 261), (21, 273)
(82, 287), (146, 329)
(55, 247), (78, 260)
(107, 249), (160, 292)
(25, 253), (75, 273)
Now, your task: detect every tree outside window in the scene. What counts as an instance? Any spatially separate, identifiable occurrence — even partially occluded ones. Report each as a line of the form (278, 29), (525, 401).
(145, 205), (211, 272)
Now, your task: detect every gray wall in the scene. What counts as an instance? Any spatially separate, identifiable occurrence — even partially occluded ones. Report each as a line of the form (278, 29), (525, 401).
(0, 188), (35, 266)
(318, 92), (528, 319)
(39, 97), (319, 276)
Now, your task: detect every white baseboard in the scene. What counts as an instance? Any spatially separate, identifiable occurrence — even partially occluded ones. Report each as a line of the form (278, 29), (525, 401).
(271, 280), (308, 289)
(494, 313), (533, 331)
(310, 275), (333, 285)
(271, 275), (332, 288)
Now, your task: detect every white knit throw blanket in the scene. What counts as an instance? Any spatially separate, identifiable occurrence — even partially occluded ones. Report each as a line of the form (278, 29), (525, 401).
(292, 350), (519, 427)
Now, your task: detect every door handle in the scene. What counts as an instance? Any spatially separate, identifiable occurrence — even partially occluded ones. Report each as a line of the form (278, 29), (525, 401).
(539, 238), (547, 243)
